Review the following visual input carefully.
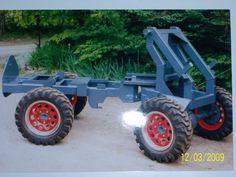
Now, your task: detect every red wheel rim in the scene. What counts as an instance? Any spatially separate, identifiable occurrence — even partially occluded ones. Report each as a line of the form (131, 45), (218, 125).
(25, 100), (61, 136)
(195, 102), (225, 131)
(71, 96), (78, 107)
(143, 111), (174, 151)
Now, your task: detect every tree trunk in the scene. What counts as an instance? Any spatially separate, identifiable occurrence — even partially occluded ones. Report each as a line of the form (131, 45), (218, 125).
(36, 16), (41, 48)
(0, 11), (6, 36)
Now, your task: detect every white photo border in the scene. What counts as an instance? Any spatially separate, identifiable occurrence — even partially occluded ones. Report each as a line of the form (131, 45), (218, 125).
(0, 0), (235, 176)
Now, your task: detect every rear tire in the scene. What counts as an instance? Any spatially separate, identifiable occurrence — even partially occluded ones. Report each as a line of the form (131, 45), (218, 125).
(134, 97), (193, 163)
(67, 96), (87, 117)
(15, 87), (74, 145)
(195, 87), (232, 140)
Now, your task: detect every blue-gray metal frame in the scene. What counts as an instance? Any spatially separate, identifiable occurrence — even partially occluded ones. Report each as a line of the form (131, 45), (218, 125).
(2, 27), (216, 111)
(144, 26), (215, 109)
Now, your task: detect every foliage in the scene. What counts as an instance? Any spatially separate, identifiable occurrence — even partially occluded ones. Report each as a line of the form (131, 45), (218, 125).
(206, 54), (231, 90)
(50, 11), (145, 62)
(0, 10), (232, 90)
(30, 43), (154, 79)
(29, 43), (72, 71)
(3, 11), (75, 31)
(189, 54), (231, 91)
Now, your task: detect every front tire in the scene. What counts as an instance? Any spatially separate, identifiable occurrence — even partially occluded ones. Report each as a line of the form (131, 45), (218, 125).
(134, 97), (193, 163)
(15, 87), (74, 145)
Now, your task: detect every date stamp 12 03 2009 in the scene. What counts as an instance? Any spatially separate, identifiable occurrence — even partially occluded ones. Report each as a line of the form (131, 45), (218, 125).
(181, 152), (225, 163)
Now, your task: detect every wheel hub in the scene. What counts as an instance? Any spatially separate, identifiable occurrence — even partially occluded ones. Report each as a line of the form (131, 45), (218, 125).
(39, 112), (49, 121)
(25, 100), (61, 135)
(157, 125), (166, 134)
(206, 104), (221, 124)
(143, 111), (174, 150)
(196, 102), (225, 131)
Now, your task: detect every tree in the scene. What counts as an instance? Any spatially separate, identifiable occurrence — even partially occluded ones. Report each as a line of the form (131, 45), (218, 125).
(1, 10), (231, 90)
(0, 11), (6, 35)
(6, 10), (76, 47)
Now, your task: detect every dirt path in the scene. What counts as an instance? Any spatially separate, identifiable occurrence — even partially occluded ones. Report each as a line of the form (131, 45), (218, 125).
(0, 41), (36, 67)
(0, 94), (233, 172)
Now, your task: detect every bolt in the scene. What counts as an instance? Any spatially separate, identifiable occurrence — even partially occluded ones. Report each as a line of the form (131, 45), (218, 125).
(161, 140), (166, 145)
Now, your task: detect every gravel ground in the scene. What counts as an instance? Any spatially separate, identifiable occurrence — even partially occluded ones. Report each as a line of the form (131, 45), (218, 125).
(0, 41), (233, 172)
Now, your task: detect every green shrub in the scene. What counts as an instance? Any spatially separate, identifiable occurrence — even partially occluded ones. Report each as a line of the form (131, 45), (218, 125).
(29, 43), (155, 80)
(29, 43), (75, 72)
(29, 42), (231, 92)
(189, 54), (231, 91)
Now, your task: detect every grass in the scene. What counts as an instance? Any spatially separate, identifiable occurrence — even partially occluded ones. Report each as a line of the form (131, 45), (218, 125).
(62, 55), (154, 80)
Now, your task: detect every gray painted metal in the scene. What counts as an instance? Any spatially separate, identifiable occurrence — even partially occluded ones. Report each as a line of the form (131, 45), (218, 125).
(2, 27), (216, 119)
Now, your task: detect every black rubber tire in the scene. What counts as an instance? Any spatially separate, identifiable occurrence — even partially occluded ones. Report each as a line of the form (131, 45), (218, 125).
(195, 87), (232, 140)
(67, 96), (87, 117)
(15, 87), (74, 145)
(134, 97), (193, 163)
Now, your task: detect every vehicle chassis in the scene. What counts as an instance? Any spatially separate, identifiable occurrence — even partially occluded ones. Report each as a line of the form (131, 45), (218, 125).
(2, 27), (232, 163)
